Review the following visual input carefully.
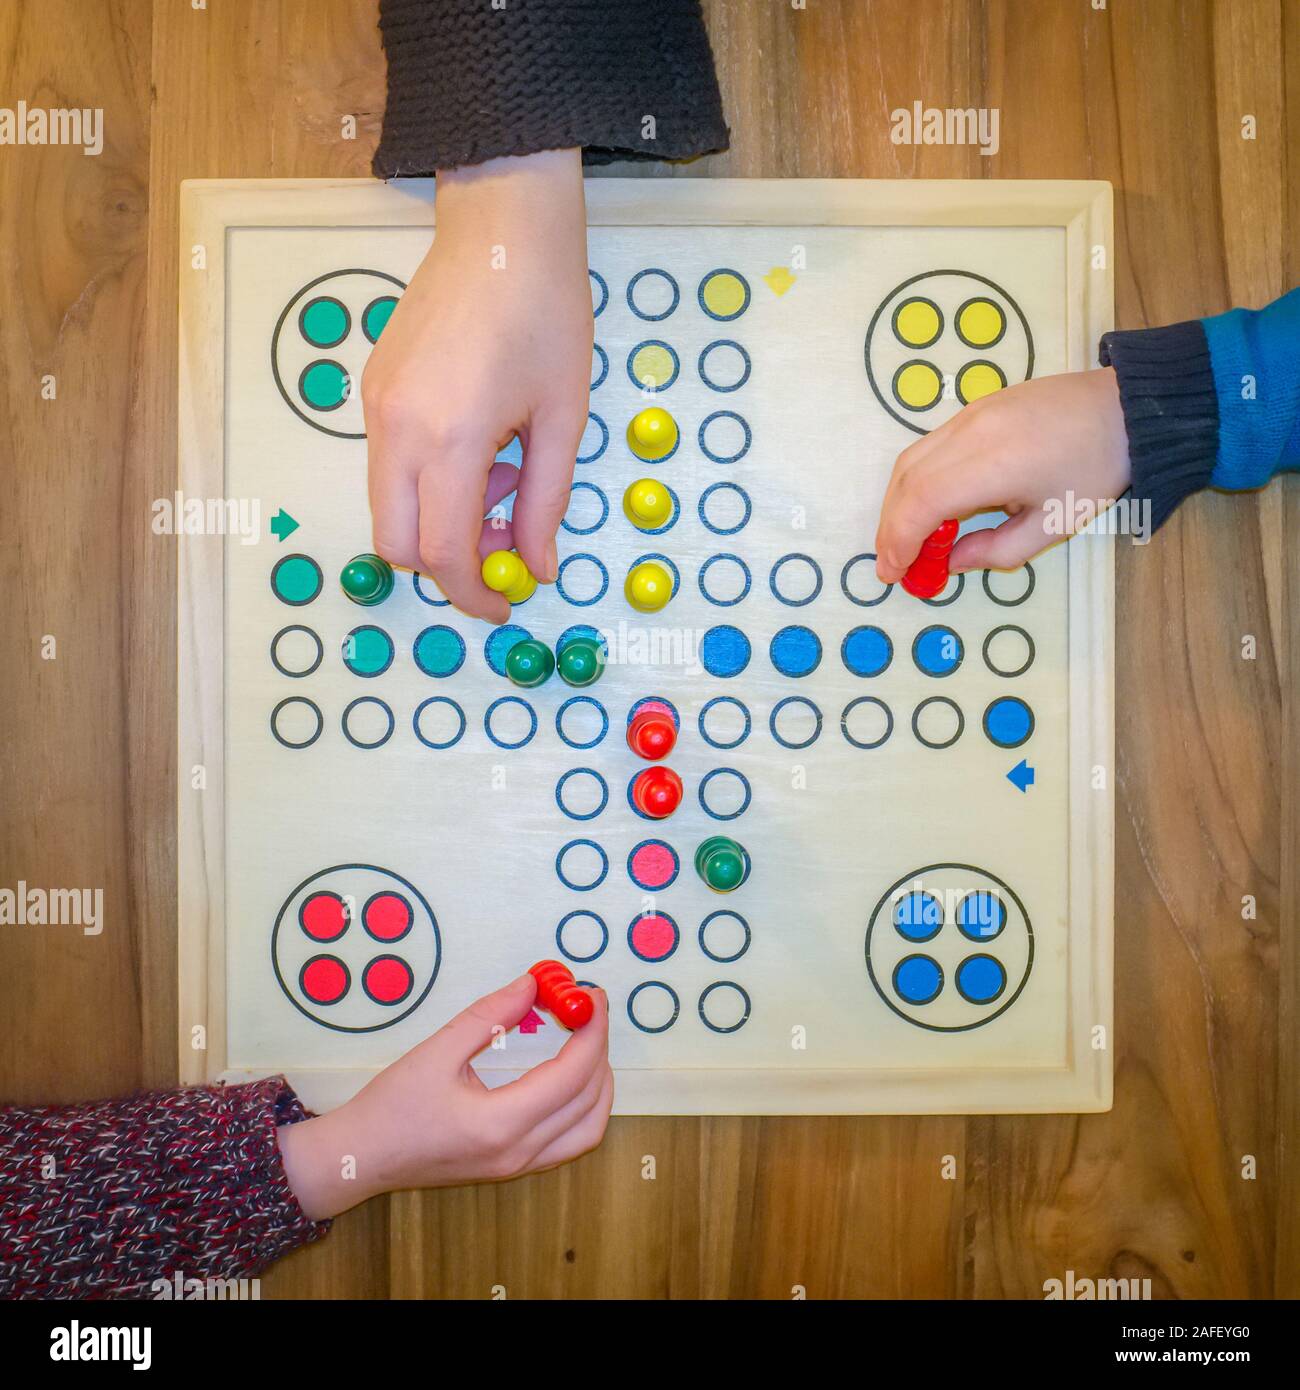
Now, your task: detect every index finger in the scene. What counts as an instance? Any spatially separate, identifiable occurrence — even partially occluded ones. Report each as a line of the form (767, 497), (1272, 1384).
(417, 449), (510, 622)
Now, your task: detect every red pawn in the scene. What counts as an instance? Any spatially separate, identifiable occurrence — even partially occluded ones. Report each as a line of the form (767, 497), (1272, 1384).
(528, 959), (594, 1030)
(627, 709), (677, 761)
(901, 518), (959, 599)
(631, 765), (683, 819)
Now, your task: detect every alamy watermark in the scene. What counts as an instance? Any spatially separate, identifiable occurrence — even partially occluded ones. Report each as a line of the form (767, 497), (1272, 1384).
(0, 883), (102, 935)
(1044, 491), (1152, 544)
(1, 102), (103, 157)
(890, 101), (1000, 157)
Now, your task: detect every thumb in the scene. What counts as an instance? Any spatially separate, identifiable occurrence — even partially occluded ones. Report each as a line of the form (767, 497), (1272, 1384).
(513, 411), (582, 583)
(950, 509), (1054, 574)
(433, 972), (538, 1070)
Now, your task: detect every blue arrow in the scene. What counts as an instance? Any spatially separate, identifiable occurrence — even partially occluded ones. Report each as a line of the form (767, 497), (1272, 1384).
(270, 509), (299, 542)
(1007, 759), (1035, 793)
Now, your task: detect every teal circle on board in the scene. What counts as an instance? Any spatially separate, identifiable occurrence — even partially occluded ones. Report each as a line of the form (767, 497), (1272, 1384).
(364, 296), (399, 342)
(271, 554), (323, 606)
(300, 296), (350, 348)
(413, 625), (466, 678)
(299, 359), (349, 411)
(343, 625), (395, 677)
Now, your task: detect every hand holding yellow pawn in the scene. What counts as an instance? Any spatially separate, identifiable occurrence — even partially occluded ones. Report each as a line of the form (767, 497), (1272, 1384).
(481, 549), (537, 605)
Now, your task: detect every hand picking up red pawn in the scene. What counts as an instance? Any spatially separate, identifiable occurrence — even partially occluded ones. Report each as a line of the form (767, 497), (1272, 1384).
(528, 960), (594, 1029)
(901, 518), (959, 599)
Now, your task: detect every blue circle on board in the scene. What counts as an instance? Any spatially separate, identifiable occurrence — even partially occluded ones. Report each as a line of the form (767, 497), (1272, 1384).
(483, 624), (532, 675)
(483, 696), (538, 750)
(894, 955), (944, 1005)
(589, 269), (609, 317)
(555, 839), (609, 892)
(913, 625), (964, 677)
(698, 340), (752, 393)
(841, 625), (893, 678)
(555, 767), (610, 821)
(983, 696), (1034, 748)
(591, 343), (609, 391)
(698, 910), (752, 964)
(698, 553), (752, 607)
(698, 481), (752, 536)
(626, 981), (680, 1034)
(412, 572), (450, 606)
(698, 410), (752, 465)
(840, 553), (893, 608)
(556, 909), (609, 964)
(698, 767), (752, 822)
(557, 624), (607, 656)
(627, 268), (681, 321)
(770, 625), (822, 678)
(556, 695), (608, 750)
(701, 625), (752, 678)
(556, 553), (610, 607)
(626, 339), (680, 391)
(576, 412), (609, 464)
(412, 696), (467, 750)
(956, 954), (1007, 1004)
(562, 481), (609, 536)
(770, 554), (824, 607)
(769, 696), (823, 750)
(412, 625), (466, 678)
(698, 696), (751, 750)
(893, 891), (943, 942)
(957, 891), (1007, 941)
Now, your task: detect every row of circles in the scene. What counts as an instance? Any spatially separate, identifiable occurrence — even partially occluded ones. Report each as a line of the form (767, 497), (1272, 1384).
(556, 768), (751, 824)
(270, 548), (1035, 612)
(574, 406), (751, 466)
(270, 617), (1034, 684)
(555, 906), (751, 964)
(268, 690), (1035, 753)
(592, 267), (752, 324)
(593, 338), (751, 395)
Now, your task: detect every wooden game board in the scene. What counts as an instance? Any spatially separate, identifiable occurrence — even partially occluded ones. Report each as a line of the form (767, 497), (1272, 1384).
(179, 178), (1113, 1114)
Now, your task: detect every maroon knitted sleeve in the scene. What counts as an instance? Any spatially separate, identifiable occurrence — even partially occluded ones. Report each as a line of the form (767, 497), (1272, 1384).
(0, 1077), (329, 1299)
(374, 0), (730, 176)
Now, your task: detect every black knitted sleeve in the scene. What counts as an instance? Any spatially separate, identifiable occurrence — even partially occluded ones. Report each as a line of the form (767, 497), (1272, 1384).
(374, 0), (730, 176)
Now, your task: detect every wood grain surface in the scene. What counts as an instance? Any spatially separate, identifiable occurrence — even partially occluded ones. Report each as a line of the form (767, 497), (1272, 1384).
(0, 0), (1295, 1299)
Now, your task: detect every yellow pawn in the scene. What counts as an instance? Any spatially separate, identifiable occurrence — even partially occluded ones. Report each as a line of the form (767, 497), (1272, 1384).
(626, 406), (678, 462)
(623, 477), (673, 531)
(481, 549), (537, 605)
(625, 560), (673, 613)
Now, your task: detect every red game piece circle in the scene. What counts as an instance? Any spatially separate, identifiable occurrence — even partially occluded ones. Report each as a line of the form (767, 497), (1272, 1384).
(363, 891), (413, 942)
(629, 912), (679, 962)
(299, 890), (350, 942)
(628, 840), (679, 890)
(363, 954), (414, 1005)
(300, 954), (350, 1004)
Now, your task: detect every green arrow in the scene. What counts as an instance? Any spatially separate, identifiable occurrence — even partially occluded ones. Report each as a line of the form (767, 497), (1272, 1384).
(270, 509), (299, 542)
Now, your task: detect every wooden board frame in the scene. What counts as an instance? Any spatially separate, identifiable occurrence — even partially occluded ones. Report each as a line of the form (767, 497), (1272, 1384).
(179, 177), (1114, 1114)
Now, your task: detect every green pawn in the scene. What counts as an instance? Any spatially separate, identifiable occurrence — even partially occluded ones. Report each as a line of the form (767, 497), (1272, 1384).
(557, 635), (606, 688)
(695, 836), (750, 893)
(340, 553), (395, 606)
(504, 638), (555, 689)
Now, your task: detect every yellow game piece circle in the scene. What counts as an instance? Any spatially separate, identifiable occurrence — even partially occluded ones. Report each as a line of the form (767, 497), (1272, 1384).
(625, 560), (673, 613)
(481, 549), (525, 594)
(629, 341), (678, 391)
(956, 359), (1008, 405)
(699, 270), (750, 321)
(956, 297), (1006, 349)
(623, 478), (673, 531)
(891, 360), (943, 412)
(892, 297), (943, 348)
(626, 406), (679, 460)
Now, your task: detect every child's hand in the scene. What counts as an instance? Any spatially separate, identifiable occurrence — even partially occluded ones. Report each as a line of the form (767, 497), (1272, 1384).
(874, 367), (1130, 580)
(278, 973), (612, 1220)
(362, 149), (593, 623)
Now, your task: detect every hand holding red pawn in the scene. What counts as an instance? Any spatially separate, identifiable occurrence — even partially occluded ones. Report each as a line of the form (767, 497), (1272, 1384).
(528, 959), (594, 1029)
(901, 518), (959, 599)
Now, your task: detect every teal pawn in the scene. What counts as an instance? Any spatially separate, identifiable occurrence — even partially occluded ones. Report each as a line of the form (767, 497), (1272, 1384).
(557, 636), (605, 688)
(504, 638), (555, 689)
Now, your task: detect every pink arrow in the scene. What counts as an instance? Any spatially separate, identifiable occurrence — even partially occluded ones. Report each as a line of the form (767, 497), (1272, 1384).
(518, 1008), (545, 1035)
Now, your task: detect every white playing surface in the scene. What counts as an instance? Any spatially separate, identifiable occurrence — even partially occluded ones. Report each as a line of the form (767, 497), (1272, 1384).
(210, 189), (1110, 1113)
